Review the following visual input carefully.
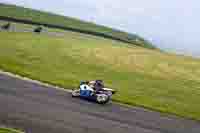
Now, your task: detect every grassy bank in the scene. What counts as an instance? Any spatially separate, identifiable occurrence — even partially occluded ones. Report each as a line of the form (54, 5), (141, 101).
(0, 128), (23, 133)
(0, 3), (155, 49)
(0, 32), (200, 120)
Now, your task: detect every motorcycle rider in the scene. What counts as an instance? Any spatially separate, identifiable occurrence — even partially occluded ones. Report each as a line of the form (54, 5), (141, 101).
(88, 80), (104, 93)
(94, 80), (104, 92)
(80, 80), (104, 96)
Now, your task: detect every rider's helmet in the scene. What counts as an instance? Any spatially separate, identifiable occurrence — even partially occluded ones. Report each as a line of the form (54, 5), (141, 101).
(94, 80), (104, 91)
(96, 80), (104, 87)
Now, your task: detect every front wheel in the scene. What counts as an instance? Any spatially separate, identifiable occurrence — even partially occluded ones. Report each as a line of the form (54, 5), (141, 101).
(72, 89), (80, 97)
(96, 94), (110, 104)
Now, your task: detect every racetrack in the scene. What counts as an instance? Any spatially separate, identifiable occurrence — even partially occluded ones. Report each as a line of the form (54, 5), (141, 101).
(0, 73), (199, 133)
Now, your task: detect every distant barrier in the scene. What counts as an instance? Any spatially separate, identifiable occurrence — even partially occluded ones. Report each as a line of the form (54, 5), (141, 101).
(0, 16), (135, 45)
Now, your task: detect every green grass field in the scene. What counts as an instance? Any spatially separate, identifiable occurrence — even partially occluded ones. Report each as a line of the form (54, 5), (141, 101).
(0, 31), (200, 120)
(0, 3), (155, 49)
(0, 128), (23, 133)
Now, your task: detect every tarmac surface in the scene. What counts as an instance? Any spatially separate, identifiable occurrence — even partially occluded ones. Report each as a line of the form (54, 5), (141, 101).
(0, 73), (200, 133)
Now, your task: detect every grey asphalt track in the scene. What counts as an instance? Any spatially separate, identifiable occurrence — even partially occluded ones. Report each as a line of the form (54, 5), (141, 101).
(0, 73), (200, 133)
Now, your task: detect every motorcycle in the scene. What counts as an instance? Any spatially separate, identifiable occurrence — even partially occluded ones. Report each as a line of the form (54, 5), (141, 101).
(72, 80), (116, 104)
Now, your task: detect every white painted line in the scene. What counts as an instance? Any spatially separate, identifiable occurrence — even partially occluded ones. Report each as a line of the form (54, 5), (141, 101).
(0, 70), (73, 93)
